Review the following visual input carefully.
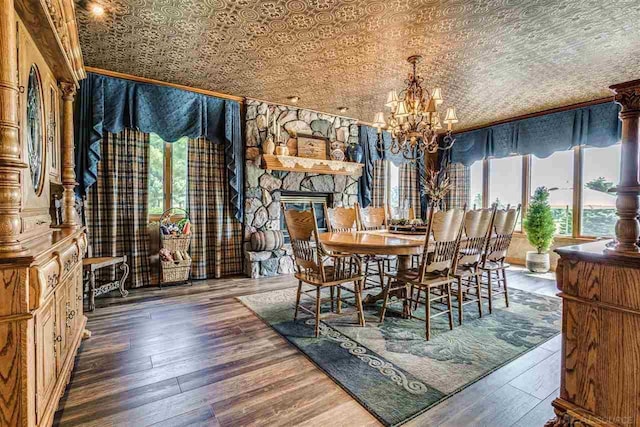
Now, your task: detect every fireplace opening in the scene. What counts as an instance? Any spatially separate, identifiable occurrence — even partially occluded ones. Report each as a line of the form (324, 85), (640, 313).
(280, 191), (333, 243)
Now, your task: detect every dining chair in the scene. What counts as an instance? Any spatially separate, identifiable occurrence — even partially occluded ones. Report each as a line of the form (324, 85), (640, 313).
(324, 203), (358, 233)
(379, 206), (466, 340)
(478, 204), (521, 313)
(452, 204), (497, 325)
(356, 204), (395, 290)
(282, 203), (365, 337)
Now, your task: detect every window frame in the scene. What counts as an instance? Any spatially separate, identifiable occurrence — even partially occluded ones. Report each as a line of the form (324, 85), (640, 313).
(470, 144), (619, 239)
(148, 140), (186, 221)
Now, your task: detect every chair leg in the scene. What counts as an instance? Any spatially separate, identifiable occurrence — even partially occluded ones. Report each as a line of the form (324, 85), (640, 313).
(487, 270), (493, 314)
(294, 280), (303, 320)
(364, 261), (369, 287)
(457, 277), (463, 326)
(379, 276), (391, 323)
(475, 274), (483, 318)
(336, 286), (342, 314)
(315, 287), (321, 337)
(88, 271), (96, 312)
(330, 286), (335, 313)
(377, 260), (384, 288)
(355, 280), (365, 327)
(502, 268), (509, 307)
(446, 283), (454, 331)
(414, 288), (421, 310)
(425, 288), (431, 341)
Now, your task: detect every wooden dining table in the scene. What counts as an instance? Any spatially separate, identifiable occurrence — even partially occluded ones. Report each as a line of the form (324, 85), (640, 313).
(318, 230), (427, 310)
(318, 229), (425, 269)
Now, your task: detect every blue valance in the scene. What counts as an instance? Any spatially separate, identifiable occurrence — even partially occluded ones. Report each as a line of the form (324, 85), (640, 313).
(74, 72), (244, 222)
(450, 101), (621, 166)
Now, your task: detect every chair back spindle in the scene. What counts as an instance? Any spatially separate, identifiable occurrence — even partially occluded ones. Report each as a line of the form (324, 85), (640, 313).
(458, 205), (498, 267)
(282, 203), (326, 282)
(418, 206), (466, 280)
(484, 204), (521, 264)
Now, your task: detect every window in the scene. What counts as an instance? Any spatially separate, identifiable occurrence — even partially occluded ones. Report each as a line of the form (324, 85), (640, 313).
(388, 161), (400, 216)
(148, 134), (188, 216)
(489, 155), (523, 230)
(469, 160), (483, 209)
(531, 150), (574, 236)
(581, 144), (620, 237)
(472, 142), (621, 239)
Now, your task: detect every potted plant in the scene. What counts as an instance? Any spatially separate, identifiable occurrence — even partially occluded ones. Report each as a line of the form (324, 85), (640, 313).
(523, 186), (556, 272)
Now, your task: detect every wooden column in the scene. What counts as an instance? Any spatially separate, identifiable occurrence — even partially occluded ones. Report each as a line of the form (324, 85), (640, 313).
(609, 80), (640, 253)
(0, 0), (26, 252)
(60, 82), (78, 227)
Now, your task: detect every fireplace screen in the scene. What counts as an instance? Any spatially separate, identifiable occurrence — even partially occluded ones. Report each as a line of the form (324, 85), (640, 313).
(280, 191), (332, 242)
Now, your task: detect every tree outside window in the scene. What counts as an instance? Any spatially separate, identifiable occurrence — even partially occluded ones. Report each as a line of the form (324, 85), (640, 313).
(148, 134), (188, 216)
(581, 145), (620, 237)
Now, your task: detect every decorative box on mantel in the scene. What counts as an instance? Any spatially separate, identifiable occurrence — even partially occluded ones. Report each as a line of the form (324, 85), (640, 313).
(262, 154), (363, 177)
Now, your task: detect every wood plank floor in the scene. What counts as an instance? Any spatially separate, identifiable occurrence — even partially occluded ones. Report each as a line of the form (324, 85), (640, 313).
(54, 267), (560, 426)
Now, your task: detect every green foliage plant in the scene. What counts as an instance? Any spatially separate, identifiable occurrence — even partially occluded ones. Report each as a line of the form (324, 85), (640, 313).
(523, 186), (556, 254)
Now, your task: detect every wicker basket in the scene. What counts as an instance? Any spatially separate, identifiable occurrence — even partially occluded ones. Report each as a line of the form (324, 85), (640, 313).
(161, 234), (191, 252)
(161, 259), (191, 283)
(159, 208), (192, 285)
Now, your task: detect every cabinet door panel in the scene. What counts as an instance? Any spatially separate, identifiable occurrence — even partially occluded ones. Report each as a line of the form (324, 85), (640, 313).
(35, 295), (57, 422)
(75, 267), (83, 329)
(54, 284), (67, 375)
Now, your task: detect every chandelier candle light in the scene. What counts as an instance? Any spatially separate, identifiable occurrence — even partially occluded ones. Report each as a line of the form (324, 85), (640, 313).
(372, 55), (459, 160)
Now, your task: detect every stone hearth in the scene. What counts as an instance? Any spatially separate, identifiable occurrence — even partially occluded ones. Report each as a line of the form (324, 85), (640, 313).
(244, 99), (360, 278)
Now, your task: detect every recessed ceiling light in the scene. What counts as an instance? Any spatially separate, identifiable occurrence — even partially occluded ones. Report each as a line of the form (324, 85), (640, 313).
(287, 96), (299, 104)
(90, 4), (105, 17)
(338, 107), (348, 114)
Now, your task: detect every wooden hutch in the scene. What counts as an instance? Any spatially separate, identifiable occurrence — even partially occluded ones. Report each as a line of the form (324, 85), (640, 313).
(0, 0), (87, 425)
(548, 80), (640, 426)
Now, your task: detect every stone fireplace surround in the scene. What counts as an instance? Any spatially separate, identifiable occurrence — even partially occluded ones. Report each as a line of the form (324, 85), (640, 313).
(244, 99), (360, 278)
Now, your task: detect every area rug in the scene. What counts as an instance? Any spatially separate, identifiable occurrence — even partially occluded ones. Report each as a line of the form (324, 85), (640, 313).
(238, 286), (561, 426)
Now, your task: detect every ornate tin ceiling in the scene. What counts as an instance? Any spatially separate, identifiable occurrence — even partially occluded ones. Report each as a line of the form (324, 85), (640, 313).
(76, 0), (640, 130)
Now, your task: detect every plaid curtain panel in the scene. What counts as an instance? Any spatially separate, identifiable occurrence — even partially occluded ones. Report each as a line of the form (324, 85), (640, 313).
(445, 162), (470, 209)
(371, 160), (387, 207)
(399, 163), (422, 219)
(188, 137), (243, 279)
(86, 129), (152, 288)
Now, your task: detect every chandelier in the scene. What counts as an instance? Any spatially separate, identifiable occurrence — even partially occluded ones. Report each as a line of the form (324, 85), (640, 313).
(372, 55), (459, 161)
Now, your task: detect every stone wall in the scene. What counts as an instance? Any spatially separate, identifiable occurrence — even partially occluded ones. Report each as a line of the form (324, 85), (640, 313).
(244, 99), (360, 277)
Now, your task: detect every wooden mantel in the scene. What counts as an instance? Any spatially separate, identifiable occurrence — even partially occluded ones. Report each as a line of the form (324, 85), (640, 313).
(261, 154), (364, 177)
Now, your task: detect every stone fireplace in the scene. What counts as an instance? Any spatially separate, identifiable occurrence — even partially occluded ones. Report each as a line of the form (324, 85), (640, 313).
(279, 191), (332, 243)
(243, 99), (360, 278)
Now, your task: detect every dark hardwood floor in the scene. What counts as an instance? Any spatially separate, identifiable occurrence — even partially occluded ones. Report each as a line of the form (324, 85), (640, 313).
(54, 267), (559, 426)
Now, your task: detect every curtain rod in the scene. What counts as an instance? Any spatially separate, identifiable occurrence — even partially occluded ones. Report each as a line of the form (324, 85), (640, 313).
(85, 67), (245, 103)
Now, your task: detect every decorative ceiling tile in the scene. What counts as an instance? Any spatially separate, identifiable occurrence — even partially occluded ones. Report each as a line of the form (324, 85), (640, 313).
(76, 0), (640, 130)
